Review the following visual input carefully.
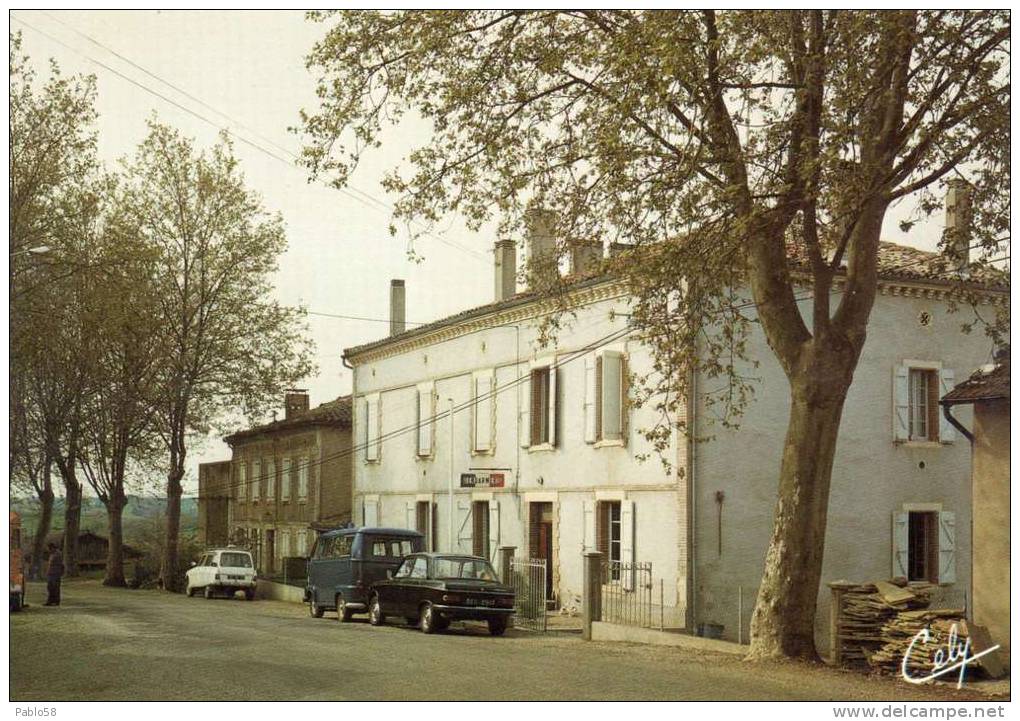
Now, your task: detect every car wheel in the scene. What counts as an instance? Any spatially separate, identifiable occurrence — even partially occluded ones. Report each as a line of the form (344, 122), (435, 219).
(309, 596), (325, 618)
(420, 602), (438, 634)
(186, 584), (194, 598)
(204, 586), (214, 600)
(336, 594), (353, 622)
(244, 589), (255, 601)
(368, 594), (385, 626)
(487, 617), (508, 636)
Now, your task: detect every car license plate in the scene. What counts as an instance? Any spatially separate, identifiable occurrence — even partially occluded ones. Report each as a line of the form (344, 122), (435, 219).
(467, 598), (495, 607)
(228, 575), (244, 580)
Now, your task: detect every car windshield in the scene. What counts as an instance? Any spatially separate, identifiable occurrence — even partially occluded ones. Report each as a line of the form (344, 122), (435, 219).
(432, 557), (498, 581)
(219, 552), (252, 568)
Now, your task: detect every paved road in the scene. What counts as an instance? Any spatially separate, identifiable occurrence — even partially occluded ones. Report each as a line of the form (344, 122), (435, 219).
(10, 580), (999, 701)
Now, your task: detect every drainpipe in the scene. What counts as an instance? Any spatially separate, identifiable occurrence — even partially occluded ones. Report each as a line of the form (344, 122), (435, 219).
(940, 402), (975, 444)
(448, 397), (456, 552)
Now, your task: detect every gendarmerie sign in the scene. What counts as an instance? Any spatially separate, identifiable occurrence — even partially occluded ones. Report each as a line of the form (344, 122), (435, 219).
(459, 472), (506, 488)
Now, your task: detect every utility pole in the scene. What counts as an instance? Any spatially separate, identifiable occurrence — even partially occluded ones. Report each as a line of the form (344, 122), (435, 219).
(448, 397), (455, 552)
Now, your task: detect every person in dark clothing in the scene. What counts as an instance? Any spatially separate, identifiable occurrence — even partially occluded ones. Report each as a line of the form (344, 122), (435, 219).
(44, 542), (64, 606)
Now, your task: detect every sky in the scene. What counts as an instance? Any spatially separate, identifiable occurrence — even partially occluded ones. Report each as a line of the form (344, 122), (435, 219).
(10, 9), (948, 494)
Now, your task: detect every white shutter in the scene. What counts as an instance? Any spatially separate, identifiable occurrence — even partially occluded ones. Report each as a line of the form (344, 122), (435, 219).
(893, 365), (910, 442)
(364, 499), (379, 527)
(252, 460), (261, 500)
(601, 351), (624, 441)
(582, 500), (596, 552)
(520, 374), (531, 448)
(406, 501), (416, 531)
(891, 511), (909, 578)
(456, 501), (472, 553)
(620, 500), (635, 591)
(266, 459), (275, 500)
(488, 500), (500, 559)
(939, 368), (956, 443)
(298, 459), (308, 500)
(584, 355), (597, 443)
(938, 511), (956, 584)
(547, 364), (558, 447)
(365, 396), (380, 461)
(417, 388), (433, 456)
(281, 458), (291, 500)
(474, 373), (493, 452)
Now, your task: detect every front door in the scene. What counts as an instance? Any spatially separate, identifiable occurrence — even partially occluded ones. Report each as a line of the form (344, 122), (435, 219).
(529, 502), (554, 601)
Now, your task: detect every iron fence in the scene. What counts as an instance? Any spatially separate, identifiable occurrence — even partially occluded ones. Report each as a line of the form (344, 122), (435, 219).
(600, 561), (687, 631)
(509, 557), (547, 632)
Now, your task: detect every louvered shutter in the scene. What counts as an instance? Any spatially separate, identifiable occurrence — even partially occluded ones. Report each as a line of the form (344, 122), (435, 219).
(939, 368), (956, 443)
(281, 458), (291, 500)
(488, 500), (500, 559)
(601, 351), (624, 441)
(363, 498), (379, 527)
(547, 364), (558, 447)
(520, 373), (531, 448)
(938, 511), (956, 584)
(891, 511), (909, 578)
(252, 460), (261, 500)
(893, 366), (910, 442)
(365, 396), (380, 461)
(584, 355), (597, 443)
(620, 500), (635, 591)
(474, 374), (493, 452)
(530, 369), (543, 445)
(405, 501), (416, 531)
(595, 355), (604, 441)
(266, 459), (275, 500)
(582, 500), (596, 552)
(417, 388), (432, 456)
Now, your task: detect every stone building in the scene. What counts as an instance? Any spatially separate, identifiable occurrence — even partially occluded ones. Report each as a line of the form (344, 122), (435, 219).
(217, 392), (353, 574)
(197, 460), (231, 547)
(941, 352), (1010, 660)
(341, 213), (1006, 648)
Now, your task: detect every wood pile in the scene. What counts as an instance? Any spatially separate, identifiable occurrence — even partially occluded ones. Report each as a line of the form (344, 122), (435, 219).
(831, 579), (934, 668)
(868, 609), (966, 674)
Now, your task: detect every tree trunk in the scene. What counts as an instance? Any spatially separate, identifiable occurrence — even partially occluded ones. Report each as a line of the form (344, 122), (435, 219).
(103, 493), (127, 587)
(747, 355), (855, 660)
(161, 462), (185, 592)
(61, 471), (83, 577)
(29, 470), (54, 581)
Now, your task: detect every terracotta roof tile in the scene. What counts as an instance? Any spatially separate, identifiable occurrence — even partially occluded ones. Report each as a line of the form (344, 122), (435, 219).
(942, 362), (1010, 404)
(224, 395), (352, 444)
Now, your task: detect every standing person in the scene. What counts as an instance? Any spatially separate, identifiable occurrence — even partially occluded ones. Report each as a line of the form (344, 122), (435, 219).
(44, 542), (64, 606)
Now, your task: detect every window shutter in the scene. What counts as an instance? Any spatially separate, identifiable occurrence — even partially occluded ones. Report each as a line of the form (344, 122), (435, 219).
(891, 511), (909, 578)
(939, 368), (956, 443)
(595, 355), (604, 441)
(281, 458), (291, 500)
(405, 501), (415, 531)
(298, 459), (308, 500)
(582, 500), (596, 552)
(417, 388), (433, 456)
(893, 366), (910, 442)
(620, 355), (630, 445)
(266, 459), (275, 500)
(938, 511), (956, 584)
(252, 460), (261, 500)
(364, 499), (379, 527)
(456, 501), (473, 553)
(547, 364), (558, 447)
(584, 355), (597, 443)
(620, 500), (635, 591)
(365, 396), (380, 461)
(601, 351), (624, 441)
(474, 374), (493, 452)
(488, 500), (500, 559)
(520, 373), (531, 448)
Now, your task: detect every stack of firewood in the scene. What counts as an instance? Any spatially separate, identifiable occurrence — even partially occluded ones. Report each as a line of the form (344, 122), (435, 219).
(832, 579), (934, 667)
(868, 609), (968, 674)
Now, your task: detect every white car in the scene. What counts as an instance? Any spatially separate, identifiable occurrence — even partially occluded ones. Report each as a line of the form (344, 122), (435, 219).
(186, 548), (258, 600)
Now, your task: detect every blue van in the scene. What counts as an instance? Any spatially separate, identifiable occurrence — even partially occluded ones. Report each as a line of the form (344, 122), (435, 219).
(306, 526), (424, 621)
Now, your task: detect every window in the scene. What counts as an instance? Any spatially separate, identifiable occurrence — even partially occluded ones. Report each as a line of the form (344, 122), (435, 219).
(334, 535), (353, 557)
(473, 372), (494, 452)
(893, 364), (955, 443)
(239, 463), (248, 502)
(472, 501), (490, 558)
(585, 352), (627, 443)
(409, 557), (427, 579)
(365, 395), (381, 462)
(417, 386), (433, 456)
(298, 459), (308, 501)
(266, 459), (276, 500)
(281, 458), (291, 501)
(597, 501), (622, 579)
(395, 558), (415, 578)
(528, 366), (556, 446)
(252, 460), (261, 501)
(892, 510), (956, 584)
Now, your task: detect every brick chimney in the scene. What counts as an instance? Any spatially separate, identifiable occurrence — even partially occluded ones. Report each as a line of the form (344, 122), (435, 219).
(284, 390), (309, 420)
(944, 179), (973, 274)
(524, 207), (558, 288)
(389, 279), (406, 336)
(569, 240), (602, 277)
(494, 240), (516, 302)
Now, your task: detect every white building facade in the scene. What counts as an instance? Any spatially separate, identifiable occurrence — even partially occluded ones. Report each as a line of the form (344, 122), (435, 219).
(343, 240), (1005, 647)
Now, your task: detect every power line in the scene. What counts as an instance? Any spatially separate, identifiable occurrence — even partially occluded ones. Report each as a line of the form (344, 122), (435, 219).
(12, 12), (490, 265)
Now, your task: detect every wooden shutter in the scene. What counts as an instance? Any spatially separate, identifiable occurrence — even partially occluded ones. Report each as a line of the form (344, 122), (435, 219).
(893, 366), (910, 442)
(474, 373), (493, 452)
(601, 351), (624, 441)
(620, 500), (635, 591)
(528, 504), (541, 559)
(364, 498), (379, 527)
(584, 355), (597, 443)
(456, 501), (472, 553)
(298, 458), (308, 500)
(595, 355), (604, 441)
(520, 373), (531, 448)
(620, 354), (630, 445)
(547, 364), (558, 447)
(417, 387), (432, 456)
(582, 500), (596, 552)
(938, 511), (956, 584)
(266, 459), (275, 500)
(281, 458), (291, 500)
(365, 396), (380, 461)
(252, 460), (261, 500)
(891, 511), (909, 578)
(488, 500), (500, 559)
(530, 369), (543, 445)
(472, 502), (486, 556)
(405, 501), (416, 531)
(939, 368), (956, 443)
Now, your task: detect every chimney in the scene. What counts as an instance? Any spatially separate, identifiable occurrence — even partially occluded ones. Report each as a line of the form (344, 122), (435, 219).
(284, 390), (309, 420)
(389, 279), (406, 336)
(569, 240), (603, 277)
(493, 240), (516, 302)
(945, 179), (973, 273)
(524, 207), (558, 288)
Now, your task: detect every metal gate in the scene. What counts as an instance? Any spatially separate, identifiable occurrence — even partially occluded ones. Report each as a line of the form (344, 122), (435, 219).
(602, 560), (656, 628)
(509, 557), (547, 632)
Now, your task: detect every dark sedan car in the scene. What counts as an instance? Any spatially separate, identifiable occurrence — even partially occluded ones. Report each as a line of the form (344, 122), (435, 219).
(369, 552), (515, 635)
